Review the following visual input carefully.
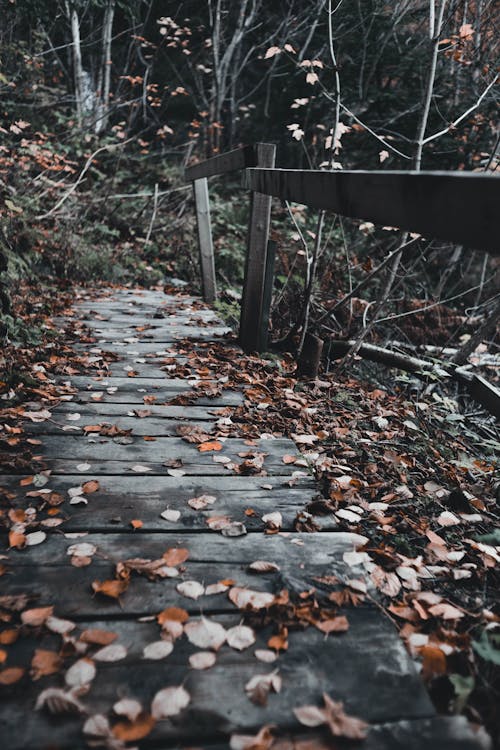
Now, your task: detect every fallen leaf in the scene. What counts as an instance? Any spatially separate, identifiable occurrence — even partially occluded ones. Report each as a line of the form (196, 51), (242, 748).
(221, 521), (247, 537)
(21, 606), (54, 627)
(31, 649), (63, 680)
(93, 644), (127, 662)
(80, 629), (118, 646)
(248, 560), (280, 574)
(112, 713), (156, 742)
(143, 641), (174, 660)
(163, 547), (189, 566)
(189, 651), (216, 670)
(160, 509), (181, 522)
(226, 624), (256, 651)
(198, 440), (223, 452)
(113, 698), (143, 721)
(151, 685), (190, 719)
(188, 494), (216, 510)
(130, 519), (143, 529)
(255, 649), (278, 663)
(82, 480), (100, 494)
(262, 512), (282, 530)
(316, 616), (349, 634)
(92, 579), (129, 599)
(35, 687), (86, 714)
(0, 667), (25, 685)
(25, 531), (47, 546)
(245, 670), (282, 705)
(65, 658), (96, 688)
(294, 693), (368, 740)
(230, 725), (275, 750)
(184, 617), (227, 650)
(420, 645), (447, 679)
(229, 587), (275, 611)
(176, 580), (205, 600)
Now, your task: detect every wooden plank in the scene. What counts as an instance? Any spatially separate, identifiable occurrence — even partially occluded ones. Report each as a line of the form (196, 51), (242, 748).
(71, 390), (243, 406)
(0, 612), (434, 750)
(239, 144), (277, 352)
(245, 168), (500, 254)
(193, 177), (217, 302)
(185, 144), (257, 181)
(36, 402), (234, 420)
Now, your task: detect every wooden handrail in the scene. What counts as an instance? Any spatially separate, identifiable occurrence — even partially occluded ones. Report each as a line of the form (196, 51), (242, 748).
(184, 145), (259, 181)
(245, 168), (500, 255)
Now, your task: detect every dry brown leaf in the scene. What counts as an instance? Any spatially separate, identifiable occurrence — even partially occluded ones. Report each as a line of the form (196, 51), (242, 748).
(163, 547), (189, 566)
(315, 616), (349, 634)
(245, 670), (282, 706)
(82, 480), (100, 494)
(157, 607), (189, 625)
(198, 440), (223, 452)
(130, 519), (143, 529)
(31, 649), (63, 680)
(112, 713), (156, 742)
(80, 629), (118, 646)
(420, 645), (447, 679)
(230, 724), (275, 750)
(0, 667), (25, 685)
(294, 693), (368, 740)
(21, 606), (54, 627)
(92, 579), (129, 599)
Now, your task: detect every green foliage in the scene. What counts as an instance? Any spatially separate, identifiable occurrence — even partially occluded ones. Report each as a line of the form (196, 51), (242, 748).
(473, 628), (500, 666)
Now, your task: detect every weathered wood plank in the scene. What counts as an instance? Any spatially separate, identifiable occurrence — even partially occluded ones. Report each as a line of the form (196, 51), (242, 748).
(185, 144), (258, 181)
(36, 402), (236, 420)
(0, 612), (434, 750)
(245, 168), (500, 254)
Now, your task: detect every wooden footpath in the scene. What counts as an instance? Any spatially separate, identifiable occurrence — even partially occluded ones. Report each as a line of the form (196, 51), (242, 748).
(0, 287), (482, 749)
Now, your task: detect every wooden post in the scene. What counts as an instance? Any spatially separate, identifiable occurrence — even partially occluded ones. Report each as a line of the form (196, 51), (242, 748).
(259, 239), (277, 352)
(239, 143), (276, 352)
(193, 177), (216, 303)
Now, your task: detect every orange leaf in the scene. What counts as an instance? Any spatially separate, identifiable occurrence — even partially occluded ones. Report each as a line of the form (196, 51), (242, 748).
(31, 649), (63, 679)
(9, 530), (26, 548)
(130, 519), (143, 529)
(198, 440), (223, 452)
(92, 579), (129, 599)
(0, 629), (18, 645)
(0, 667), (25, 685)
(83, 425), (103, 433)
(268, 628), (288, 651)
(80, 629), (118, 646)
(420, 646), (447, 679)
(162, 548), (189, 566)
(113, 713), (156, 741)
(82, 480), (100, 494)
(0, 649), (7, 663)
(157, 607), (189, 625)
(316, 616), (349, 634)
(19, 476), (34, 486)
(21, 606), (54, 626)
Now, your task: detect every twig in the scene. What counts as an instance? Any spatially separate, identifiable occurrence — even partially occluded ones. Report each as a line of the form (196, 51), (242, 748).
(37, 136), (136, 219)
(144, 182), (159, 247)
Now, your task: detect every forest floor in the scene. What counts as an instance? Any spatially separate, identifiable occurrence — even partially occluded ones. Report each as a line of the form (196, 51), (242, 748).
(0, 279), (498, 749)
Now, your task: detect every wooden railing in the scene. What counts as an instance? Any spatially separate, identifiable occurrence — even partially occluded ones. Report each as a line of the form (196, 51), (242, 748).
(185, 144), (276, 353)
(185, 146), (499, 413)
